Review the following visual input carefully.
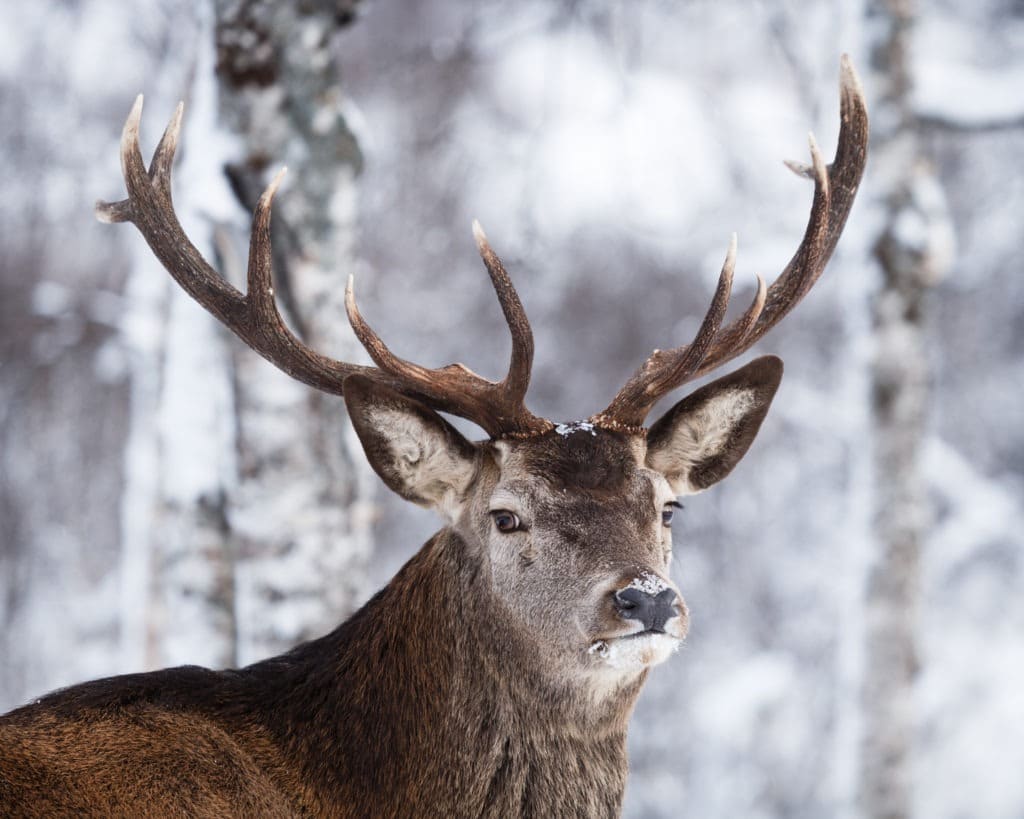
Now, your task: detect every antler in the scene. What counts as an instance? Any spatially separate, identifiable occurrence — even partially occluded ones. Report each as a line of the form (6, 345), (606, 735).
(100, 56), (866, 441)
(96, 95), (552, 438)
(344, 221), (551, 436)
(593, 55), (869, 430)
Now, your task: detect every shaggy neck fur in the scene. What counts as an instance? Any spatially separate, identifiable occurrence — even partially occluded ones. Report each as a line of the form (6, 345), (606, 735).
(3, 528), (645, 817)
(234, 528), (643, 815)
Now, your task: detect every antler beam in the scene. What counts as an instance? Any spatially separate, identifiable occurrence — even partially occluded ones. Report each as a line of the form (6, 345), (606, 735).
(99, 55), (866, 441)
(593, 55), (868, 429)
(96, 96), (551, 438)
(343, 221), (550, 436)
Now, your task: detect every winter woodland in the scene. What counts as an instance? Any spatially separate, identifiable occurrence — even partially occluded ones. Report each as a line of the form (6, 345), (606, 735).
(1, 1), (1023, 817)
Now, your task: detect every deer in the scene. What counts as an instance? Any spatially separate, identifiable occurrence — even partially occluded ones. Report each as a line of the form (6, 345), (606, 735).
(0, 57), (866, 817)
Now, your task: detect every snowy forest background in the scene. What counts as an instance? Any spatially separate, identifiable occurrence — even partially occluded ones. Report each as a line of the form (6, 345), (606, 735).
(1, 0), (1023, 817)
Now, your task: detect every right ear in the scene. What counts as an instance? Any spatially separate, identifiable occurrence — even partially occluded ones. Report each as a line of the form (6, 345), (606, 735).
(343, 375), (479, 517)
(645, 355), (783, 495)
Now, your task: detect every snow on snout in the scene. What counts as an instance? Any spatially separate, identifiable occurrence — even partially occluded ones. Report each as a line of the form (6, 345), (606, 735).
(626, 572), (670, 596)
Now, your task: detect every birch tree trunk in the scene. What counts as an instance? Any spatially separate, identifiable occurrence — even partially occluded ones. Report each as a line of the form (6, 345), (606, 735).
(860, 1), (953, 815)
(212, 0), (370, 663)
(129, 0), (371, 670)
(127, 6), (246, 670)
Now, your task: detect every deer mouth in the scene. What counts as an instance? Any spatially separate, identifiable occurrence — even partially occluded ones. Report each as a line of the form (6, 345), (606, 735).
(587, 631), (681, 670)
(621, 628), (668, 640)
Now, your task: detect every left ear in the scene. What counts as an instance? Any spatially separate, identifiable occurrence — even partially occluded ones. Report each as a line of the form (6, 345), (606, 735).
(343, 374), (479, 518)
(645, 355), (783, 495)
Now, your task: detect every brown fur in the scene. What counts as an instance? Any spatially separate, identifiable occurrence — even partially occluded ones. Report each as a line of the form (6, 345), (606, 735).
(1, 530), (637, 817)
(0, 362), (780, 817)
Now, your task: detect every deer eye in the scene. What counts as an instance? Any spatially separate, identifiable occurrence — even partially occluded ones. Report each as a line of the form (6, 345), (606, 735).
(491, 510), (521, 533)
(662, 502), (682, 527)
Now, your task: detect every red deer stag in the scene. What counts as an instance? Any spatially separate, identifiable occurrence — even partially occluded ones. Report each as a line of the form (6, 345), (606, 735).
(0, 57), (867, 817)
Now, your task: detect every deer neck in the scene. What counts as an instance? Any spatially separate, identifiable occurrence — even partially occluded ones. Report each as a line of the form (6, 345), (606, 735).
(264, 527), (643, 813)
(357, 526), (646, 728)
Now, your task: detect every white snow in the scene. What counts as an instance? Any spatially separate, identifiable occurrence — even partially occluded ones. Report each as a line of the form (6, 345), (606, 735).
(913, 17), (1024, 127)
(4, 4), (1024, 819)
(31, 281), (72, 317)
(479, 29), (727, 238)
(627, 572), (670, 596)
(554, 420), (597, 437)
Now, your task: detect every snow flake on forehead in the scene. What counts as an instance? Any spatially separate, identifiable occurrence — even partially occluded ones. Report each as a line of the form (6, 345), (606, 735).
(627, 572), (669, 596)
(554, 421), (597, 437)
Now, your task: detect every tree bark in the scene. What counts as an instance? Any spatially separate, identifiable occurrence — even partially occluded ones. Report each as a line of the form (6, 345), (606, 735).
(861, 1), (952, 816)
(212, 0), (370, 663)
(130, 0), (371, 669)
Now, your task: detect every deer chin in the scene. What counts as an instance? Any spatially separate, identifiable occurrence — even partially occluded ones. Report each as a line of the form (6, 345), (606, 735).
(587, 631), (681, 672)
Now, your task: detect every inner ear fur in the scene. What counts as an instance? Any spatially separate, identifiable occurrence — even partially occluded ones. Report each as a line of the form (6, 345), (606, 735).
(645, 355), (783, 494)
(343, 375), (478, 511)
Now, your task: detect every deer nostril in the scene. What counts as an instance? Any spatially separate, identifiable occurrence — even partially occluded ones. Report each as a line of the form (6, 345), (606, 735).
(613, 588), (649, 618)
(613, 584), (678, 632)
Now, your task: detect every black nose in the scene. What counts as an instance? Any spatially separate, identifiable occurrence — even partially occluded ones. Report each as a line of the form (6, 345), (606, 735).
(613, 585), (678, 633)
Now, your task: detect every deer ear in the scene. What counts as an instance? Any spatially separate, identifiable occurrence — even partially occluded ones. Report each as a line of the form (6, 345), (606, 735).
(343, 375), (478, 516)
(645, 356), (783, 495)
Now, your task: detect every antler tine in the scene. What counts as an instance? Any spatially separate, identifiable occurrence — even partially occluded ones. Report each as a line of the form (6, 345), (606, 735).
(96, 96), (248, 324)
(98, 97), (551, 437)
(150, 101), (184, 201)
(96, 97), (385, 397)
(826, 54), (870, 256)
(472, 220), (534, 401)
(344, 226), (552, 437)
(687, 131), (831, 377)
(687, 57), (870, 378)
(344, 275), (441, 384)
(595, 55), (867, 428)
(242, 167), (363, 386)
(595, 235), (736, 427)
(247, 167), (289, 315)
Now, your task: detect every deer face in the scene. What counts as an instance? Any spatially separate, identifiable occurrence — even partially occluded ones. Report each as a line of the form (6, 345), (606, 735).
(344, 355), (782, 691)
(478, 430), (687, 680)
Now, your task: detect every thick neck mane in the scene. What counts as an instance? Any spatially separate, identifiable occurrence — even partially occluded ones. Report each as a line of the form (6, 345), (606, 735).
(231, 529), (642, 814)
(8, 528), (644, 816)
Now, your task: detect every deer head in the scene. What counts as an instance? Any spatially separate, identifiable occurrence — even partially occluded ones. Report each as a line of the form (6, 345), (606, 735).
(95, 57), (867, 696)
